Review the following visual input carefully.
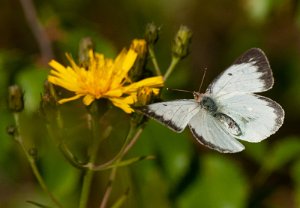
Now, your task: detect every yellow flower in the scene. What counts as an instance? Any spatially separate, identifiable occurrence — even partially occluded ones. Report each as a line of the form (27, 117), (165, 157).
(48, 40), (164, 113)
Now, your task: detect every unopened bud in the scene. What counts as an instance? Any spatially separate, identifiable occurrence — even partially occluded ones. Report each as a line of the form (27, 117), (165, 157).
(145, 23), (160, 45)
(78, 37), (94, 68)
(8, 85), (24, 112)
(40, 81), (57, 118)
(172, 25), (192, 59)
(132, 87), (161, 126)
(131, 39), (147, 55)
(136, 87), (159, 106)
(129, 39), (147, 81)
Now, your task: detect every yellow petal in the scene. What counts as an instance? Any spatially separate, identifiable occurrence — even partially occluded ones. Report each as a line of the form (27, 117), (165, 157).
(49, 60), (66, 72)
(123, 76), (164, 93)
(109, 95), (136, 114)
(110, 49), (138, 89)
(122, 49), (138, 72)
(83, 94), (95, 105)
(58, 94), (83, 104)
(104, 89), (123, 97)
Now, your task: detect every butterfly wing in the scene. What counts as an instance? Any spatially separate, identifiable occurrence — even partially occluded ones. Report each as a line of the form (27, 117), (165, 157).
(207, 48), (273, 97)
(138, 100), (200, 132)
(216, 93), (284, 142)
(206, 48), (284, 142)
(188, 109), (245, 153)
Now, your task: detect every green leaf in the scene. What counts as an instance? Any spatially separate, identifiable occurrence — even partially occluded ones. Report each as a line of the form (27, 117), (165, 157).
(177, 154), (248, 208)
(95, 155), (155, 171)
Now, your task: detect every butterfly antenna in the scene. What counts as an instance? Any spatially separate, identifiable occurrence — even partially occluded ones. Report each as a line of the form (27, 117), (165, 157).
(198, 68), (207, 92)
(166, 88), (193, 94)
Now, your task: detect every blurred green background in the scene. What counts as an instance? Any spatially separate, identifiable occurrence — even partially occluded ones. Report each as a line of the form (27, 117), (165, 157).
(1, 0), (300, 207)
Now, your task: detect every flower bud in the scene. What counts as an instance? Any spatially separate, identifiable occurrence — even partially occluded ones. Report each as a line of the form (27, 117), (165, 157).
(40, 81), (57, 119)
(8, 85), (24, 112)
(135, 87), (159, 106)
(144, 23), (160, 45)
(129, 39), (148, 81)
(172, 25), (192, 59)
(132, 87), (161, 126)
(131, 39), (147, 55)
(78, 37), (94, 68)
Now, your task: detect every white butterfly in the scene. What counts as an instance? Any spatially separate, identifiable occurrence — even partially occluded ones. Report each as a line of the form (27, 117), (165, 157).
(139, 48), (284, 153)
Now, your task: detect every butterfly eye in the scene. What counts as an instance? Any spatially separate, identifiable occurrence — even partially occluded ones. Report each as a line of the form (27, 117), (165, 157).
(214, 113), (242, 136)
(200, 96), (218, 112)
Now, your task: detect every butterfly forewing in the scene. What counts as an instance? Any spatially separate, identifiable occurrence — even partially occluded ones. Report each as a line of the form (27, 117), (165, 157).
(207, 48), (273, 97)
(139, 100), (200, 132)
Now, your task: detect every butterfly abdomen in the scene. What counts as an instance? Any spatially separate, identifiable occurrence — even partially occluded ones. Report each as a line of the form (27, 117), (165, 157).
(213, 113), (242, 136)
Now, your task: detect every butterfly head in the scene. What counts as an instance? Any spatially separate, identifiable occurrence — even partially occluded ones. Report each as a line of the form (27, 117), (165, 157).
(193, 92), (204, 102)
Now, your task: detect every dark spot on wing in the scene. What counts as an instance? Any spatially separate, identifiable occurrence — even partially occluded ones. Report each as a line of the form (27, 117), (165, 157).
(233, 48), (274, 90)
(228, 73), (232, 76)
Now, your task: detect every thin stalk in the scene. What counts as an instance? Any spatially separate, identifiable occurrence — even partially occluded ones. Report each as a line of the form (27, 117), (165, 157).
(84, 125), (142, 171)
(79, 114), (111, 208)
(163, 56), (180, 81)
(99, 164), (118, 208)
(49, 84), (64, 130)
(19, 0), (53, 65)
(13, 113), (63, 208)
(148, 45), (162, 76)
(79, 115), (99, 208)
(99, 124), (142, 208)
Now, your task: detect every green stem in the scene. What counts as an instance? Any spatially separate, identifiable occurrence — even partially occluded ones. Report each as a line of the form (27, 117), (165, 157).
(148, 45), (162, 76)
(163, 56), (180, 81)
(58, 142), (86, 169)
(99, 124), (142, 208)
(79, 113), (111, 208)
(49, 83), (64, 129)
(79, 167), (95, 208)
(13, 113), (64, 208)
(85, 125), (142, 171)
(99, 164), (118, 208)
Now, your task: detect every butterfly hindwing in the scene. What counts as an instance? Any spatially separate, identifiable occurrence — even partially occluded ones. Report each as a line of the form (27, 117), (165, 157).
(188, 109), (245, 153)
(139, 100), (200, 132)
(216, 93), (284, 142)
(207, 48), (273, 97)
